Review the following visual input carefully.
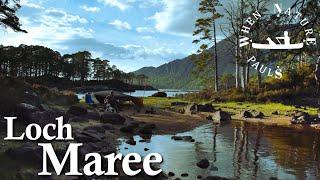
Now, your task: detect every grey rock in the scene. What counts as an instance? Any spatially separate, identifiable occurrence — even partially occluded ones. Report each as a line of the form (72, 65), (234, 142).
(253, 111), (265, 119)
(85, 111), (100, 120)
(100, 113), (126, 125)
(151, 91), (167, 97)
(241, 111), (253, 118)
(171, 102), (189, 106)
(211, 111), (231, 121)
(5, 144), (42, 162)
(67, 105), (88, 116)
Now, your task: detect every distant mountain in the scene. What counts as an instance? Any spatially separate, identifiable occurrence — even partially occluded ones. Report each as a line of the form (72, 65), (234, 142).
(134, 38), (235, 90)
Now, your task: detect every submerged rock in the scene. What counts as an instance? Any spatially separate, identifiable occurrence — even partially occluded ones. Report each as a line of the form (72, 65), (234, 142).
(126, 138), (136, 145)
(168, 172), (175, 177)
(181, 173), (189, 177)
(204, 176), (234, 180)
(171, 135), (193, 142)
(197, 159), (210, 169)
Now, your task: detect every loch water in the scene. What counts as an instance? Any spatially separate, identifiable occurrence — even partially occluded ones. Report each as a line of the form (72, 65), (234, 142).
(119, 121), (320, 180)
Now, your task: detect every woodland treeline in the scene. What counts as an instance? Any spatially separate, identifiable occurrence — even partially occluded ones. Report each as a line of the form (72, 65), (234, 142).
(0, 45), (149, 86)
(0, 0), (149, 88)
(1, 45), (149, 84)
(193, 0), (320, 93)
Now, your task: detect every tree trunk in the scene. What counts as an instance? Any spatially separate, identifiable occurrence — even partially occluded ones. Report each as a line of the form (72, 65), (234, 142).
(213, 19), (219, 92)
(246, 64), (250, 88)
(235, 38), (240, 89)
(241, 65), (246, 89)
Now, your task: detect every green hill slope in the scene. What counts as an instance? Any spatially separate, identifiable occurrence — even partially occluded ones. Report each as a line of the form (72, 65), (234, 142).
(134, 38), (235, 90)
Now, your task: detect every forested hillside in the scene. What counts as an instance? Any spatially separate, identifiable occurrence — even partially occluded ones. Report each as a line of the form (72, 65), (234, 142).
(134, 38), (235, 90)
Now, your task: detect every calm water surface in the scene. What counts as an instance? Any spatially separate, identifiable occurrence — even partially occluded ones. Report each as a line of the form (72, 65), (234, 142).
(119, 121), (320, 180)
(124, 90), (196, 97)
(76, 90), (195, 100)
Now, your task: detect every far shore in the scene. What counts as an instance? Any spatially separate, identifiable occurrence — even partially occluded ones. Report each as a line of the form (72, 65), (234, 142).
(141, 97), (320, 133)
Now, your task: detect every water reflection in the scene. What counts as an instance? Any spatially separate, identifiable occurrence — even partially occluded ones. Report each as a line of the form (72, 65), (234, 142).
(119, 121), (320, 179)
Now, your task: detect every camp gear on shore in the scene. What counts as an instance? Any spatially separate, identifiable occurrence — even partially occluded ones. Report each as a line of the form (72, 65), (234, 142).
(85, 93), (94, 104)
(94, 90), (144, 107)
(104, 91), (119, 112)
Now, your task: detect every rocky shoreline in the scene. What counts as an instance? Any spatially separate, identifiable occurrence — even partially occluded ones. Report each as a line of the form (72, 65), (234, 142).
(1, 84), (317, 179)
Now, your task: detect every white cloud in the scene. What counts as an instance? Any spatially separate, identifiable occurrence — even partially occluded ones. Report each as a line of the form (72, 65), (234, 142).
(20, 0), (44, 9)
(133, 0), (162, 8)
(149, 0), (201, 36)
(141, 36), (153, 40)
(136, 27), (154, 33)
(44, 8), (89, 24)
(80, 5), (101, 13)
(0, 9), (93, 51)
(109, 20), (131, 30)
(97, 0), (130, 11)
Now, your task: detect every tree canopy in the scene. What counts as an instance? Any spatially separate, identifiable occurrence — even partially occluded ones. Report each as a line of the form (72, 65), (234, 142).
(0, 0), (26, 33)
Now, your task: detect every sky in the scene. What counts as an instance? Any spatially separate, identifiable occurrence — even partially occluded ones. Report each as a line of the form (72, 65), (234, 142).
(0, 0), (296, 72)
(0, 0), (211, 72)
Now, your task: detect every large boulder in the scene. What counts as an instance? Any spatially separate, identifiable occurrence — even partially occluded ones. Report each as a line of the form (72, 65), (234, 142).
(5, 144), (42, 162)
(291, 111), (311, 124)
(171, 102), (189, 106)
(70, 116), (88, 122)
(79, 141), (116, 157)
(138, 124), (156, 135)
(197, 103), (214, 112)
(252, 111), (265, 119)
(210, 111), (231, 121)
(16, 103), (39, 120)
(19, 105), (68, 126)
(21, 91), (41, 107)
(100, 113), (126, 125)
(84, 124), (114, 133)
(240, 111), (253, 118)
(74, 130), (105, 143)
(151, 91), (167, 97)
(67, 105), (88, 116)
(85, 111), (100, 120)
(185, 103), (198, 114)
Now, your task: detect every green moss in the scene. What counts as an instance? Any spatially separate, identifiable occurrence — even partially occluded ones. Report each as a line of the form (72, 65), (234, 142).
(143, 97), (318, 116)
(212, 101), (318, 116)
(143, 97), (189, 109)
